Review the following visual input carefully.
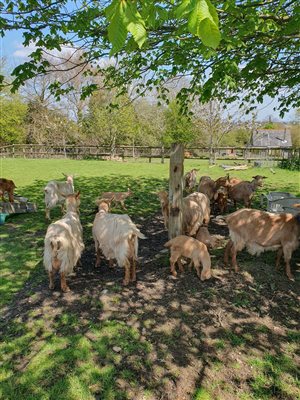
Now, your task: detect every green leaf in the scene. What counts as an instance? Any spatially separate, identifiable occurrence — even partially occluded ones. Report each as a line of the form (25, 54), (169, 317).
(188, 0), (220, 48)
(175, 0), (193, 18)
(199, 18), (221, 49)
(124, 2), (147, 49)
(106, 1), (127, 55)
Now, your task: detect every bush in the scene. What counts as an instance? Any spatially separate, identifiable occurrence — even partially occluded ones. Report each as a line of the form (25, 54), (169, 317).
(278, 156), (300, 171)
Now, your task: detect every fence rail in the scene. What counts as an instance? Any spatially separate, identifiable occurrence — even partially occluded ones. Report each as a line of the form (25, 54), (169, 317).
(0, 144), (299, 163)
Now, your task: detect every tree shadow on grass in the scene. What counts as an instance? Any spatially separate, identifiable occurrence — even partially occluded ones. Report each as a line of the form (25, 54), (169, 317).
(0, 175), (300, 400)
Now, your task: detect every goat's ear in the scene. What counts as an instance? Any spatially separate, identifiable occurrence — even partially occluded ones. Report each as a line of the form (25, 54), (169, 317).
(213, 192), (219, 200)
(75, 191), (80, 199)
(62, 173), (67, 178)
(60, 192), (67, 198)
(262, 176), (267, 179)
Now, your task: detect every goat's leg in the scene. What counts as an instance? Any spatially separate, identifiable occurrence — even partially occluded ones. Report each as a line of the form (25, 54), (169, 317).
(60, 204), (65, 215)
(224, 240), (232, 269)
(169, 253), (178, 277)
(45, 207), (51, 220)
(60, 272), (70, 292)
(48, 270), (55, 290)
(109, 259), (114, 268)
(95, 248), (101, 268)
(177, 257), (185, 273)
(275, 248), (283, 271)
(123, 260), (131, 285)
(283, 248), (294, 280)
(193, 261), (201, 280)
(8, 192), (14, 202)
(120, 200), (127, 210)
(130, 258), (136, 282)
(230, 243), (239, 272)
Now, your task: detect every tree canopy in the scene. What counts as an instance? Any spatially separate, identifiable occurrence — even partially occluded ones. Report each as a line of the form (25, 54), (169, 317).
(1, 0), (299, 116)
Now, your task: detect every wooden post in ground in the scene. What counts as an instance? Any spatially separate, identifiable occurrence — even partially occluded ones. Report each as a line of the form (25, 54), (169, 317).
(168, 143), (184, 239)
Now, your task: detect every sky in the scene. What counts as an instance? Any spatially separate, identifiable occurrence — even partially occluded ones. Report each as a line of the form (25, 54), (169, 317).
(1, 30), (298, 123)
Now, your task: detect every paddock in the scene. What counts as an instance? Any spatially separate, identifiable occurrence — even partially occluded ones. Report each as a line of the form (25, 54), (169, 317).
(0, 158), (299, 400)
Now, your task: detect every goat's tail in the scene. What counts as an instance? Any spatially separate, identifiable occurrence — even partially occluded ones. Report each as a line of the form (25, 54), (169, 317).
(135, 230), (146, 240)
(44, 237), (63, 272)
(164, 239), (174, 248)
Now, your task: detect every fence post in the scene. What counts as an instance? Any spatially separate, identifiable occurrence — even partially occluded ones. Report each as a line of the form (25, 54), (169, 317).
(161, 145), (165, 164)
(149, 147), (152, 163)
(12, 145), (15, 158)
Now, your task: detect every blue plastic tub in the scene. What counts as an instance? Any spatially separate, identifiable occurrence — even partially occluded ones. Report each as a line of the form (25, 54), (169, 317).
(0, 213), (9, 225)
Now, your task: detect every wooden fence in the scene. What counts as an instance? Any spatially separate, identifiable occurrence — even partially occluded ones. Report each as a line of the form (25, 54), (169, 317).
(0, 143), (299, 163)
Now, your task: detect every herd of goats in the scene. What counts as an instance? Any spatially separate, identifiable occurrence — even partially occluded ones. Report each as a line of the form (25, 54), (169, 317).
(0, 168), (299, 292)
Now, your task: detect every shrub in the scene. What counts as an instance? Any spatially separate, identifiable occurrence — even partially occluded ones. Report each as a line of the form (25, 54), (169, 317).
(278, 156), (300, 171)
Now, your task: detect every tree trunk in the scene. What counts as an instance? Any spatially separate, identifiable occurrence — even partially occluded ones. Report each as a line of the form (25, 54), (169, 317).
(168, 143), (184, 239)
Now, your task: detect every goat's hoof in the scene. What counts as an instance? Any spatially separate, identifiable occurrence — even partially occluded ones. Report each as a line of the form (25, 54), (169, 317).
(171, 271), (177, 277)
(287, 275), (295, 281)
(62, 286), (70, 292)
(49, 284), (55, 290)
(122, 279), (129, 286)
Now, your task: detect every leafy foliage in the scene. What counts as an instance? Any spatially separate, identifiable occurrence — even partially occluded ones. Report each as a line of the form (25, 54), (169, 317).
(1, 1), (299, 115)
(278, 155), (300, 171)
(0, 95), (27, 144)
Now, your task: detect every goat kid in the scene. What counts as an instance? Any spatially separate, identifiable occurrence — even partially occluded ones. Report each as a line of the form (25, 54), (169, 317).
(0, 178), (16, 202)
(44, 192), (84, 292)
(101, 188), (132, 210)
(164, 235), (212, 281)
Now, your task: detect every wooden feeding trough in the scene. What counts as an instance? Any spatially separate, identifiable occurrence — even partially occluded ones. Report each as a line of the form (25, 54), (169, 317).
(0, 195), (37, 224)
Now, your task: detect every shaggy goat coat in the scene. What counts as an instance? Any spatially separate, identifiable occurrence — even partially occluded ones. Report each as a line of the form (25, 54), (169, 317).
(44, 209), (84, 275)
(92, 210), (146, 268)
(44, 175), (74, 218)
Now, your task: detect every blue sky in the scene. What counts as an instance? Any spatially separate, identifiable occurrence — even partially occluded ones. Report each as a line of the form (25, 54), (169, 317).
(1, 30), (297, 122)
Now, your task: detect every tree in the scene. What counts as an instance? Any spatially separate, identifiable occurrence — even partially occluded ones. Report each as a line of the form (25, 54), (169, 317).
(1, 1), (298, 116)
(0, 94), (27, 144)
(83, 89), (139, 153)
(192, 100), (237, 164)
(163, 100), (196, 145)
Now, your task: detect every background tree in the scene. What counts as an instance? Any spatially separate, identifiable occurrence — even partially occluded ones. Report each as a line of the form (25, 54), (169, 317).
(83, 89), (139, 154)
(0, 94), (27, 145)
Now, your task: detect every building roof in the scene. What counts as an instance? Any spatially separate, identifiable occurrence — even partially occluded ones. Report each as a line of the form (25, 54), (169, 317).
(251, 129), (292, 147)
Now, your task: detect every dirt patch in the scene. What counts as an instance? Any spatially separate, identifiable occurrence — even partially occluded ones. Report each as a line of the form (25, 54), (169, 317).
(1, 212), (300, 400)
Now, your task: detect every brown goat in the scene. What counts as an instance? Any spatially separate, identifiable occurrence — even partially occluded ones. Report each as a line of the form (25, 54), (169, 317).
(0, 178), (16, 202)
(157, 190), (209, 235)
(157, 190), (169, 229)
(224, 206), (300, 280)
(101, 188), (132, 210)
(228, 175), (266, 208)
(198, 176), (216, 201)
(213, 186), (228, 214)
(164, 235), (212, 280)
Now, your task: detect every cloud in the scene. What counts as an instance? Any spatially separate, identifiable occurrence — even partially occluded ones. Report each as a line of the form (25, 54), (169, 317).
(13, 42), (38, 58)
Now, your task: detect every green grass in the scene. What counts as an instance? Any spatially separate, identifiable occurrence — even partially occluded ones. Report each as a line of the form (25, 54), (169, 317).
(249, 354), (300, 399)
(1, 158), (300, 400)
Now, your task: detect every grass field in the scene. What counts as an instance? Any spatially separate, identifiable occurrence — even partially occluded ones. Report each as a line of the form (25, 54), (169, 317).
(0, 158), (299, 400)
